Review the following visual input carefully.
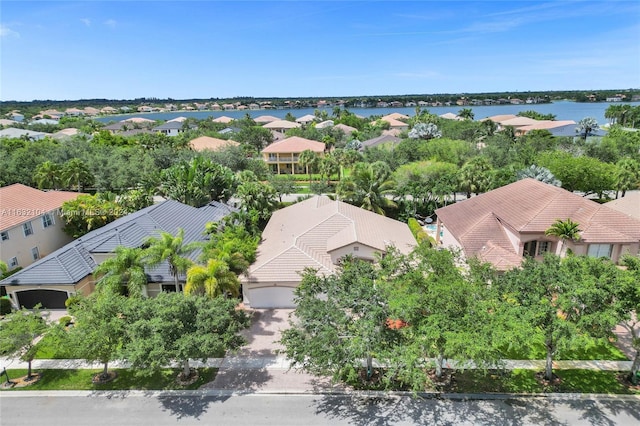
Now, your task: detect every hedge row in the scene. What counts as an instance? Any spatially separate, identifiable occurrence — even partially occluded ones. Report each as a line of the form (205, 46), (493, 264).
(407, 218), (435, 246)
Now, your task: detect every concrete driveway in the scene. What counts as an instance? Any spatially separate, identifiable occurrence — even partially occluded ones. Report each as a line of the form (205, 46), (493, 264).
(203, 308), (345, 393)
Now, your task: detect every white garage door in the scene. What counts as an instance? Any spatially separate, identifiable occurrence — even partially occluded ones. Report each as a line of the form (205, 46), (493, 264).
(247, 286), (296, 309)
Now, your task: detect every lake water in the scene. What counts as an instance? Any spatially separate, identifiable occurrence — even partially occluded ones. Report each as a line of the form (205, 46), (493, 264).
(94, 100), (640, 126)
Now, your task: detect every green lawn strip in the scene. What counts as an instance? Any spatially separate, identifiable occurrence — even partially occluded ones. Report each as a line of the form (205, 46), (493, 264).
(501, 334), (628, 361)
(34, 333), (77, 359)
(1, 368), (217, 391)
(451, 369), (638, 394)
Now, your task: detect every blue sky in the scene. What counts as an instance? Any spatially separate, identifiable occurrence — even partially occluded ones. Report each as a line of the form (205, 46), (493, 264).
(1, 1), (639, 101)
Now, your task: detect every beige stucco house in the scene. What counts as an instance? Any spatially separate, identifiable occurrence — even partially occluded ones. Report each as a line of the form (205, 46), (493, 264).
(434, 179), (640, 271)
(243, 196), (417, 308)
(261, 136), (325, 175)
(0, 184), (80, 273)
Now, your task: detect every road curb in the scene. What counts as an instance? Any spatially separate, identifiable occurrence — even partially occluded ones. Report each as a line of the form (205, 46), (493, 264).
(2, 389), (639, 401)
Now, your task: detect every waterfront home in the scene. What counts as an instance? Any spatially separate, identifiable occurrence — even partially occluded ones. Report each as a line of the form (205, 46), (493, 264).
(254, 115), (280, 124)
(262, 119), (301, 133)
(0, 128), (50, 140)
(243, 195), (416, 308)
(212, 116), (234, 124)
(434, 179), (640, 271)
(295, 114), (317, 125)
(152, 121), (188, 137)
(261, 136), (325, 175)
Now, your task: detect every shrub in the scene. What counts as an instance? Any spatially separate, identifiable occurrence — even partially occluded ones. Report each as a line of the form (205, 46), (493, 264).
(58, 315), (73, 326)
(0, 297), (12, 315)
(65, 295), (82, 309)
(407, 218), (434, 246)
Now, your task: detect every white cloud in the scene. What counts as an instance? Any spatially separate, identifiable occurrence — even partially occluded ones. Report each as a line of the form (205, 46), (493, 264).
(0, 24), (20, 38)
(80, 18), (91, 27)
(104, 19), (117, 28)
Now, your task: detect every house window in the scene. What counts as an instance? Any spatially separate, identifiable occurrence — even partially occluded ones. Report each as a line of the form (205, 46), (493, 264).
(0, 231), (8, 241)
(523, 241), (537, 257)
(31, 247), (40, 260)
(537, 241), (551, 256)
(23, 222), (33, 237)
(42, 213), (54, 228)
(588, 244), (613, 259)
(9, 257), (18, 268)
(353, 246), (360, 252)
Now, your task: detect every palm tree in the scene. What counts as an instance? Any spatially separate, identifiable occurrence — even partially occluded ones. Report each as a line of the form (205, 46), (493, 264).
(298, 149), (319, 183)
(458, 157), (492, 198)
(144, 228), (201, 292)
(319, 154), (339, 186)
(93, 247), (148, 297)
(614, 158), (640, 198)
(516, 165), (561, 187)
(458, 108), (474, 120)
(576, 117), (599, 140)
(545, 218), (581, 256)
(33, 161), (63, 190)
(337, 161), (396, 215)
(185, 259), (240, 298)
(62, 158), (94, 192)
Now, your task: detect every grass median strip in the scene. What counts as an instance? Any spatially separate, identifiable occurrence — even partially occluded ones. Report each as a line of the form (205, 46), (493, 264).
(1, 368), (217, 391)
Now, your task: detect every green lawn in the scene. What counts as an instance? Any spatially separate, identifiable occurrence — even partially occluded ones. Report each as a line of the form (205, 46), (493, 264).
(1, 368), (217, 391)
(34, 332), (77, 359)
(451, 369), (638, 395)
(500, 334), (628, 361)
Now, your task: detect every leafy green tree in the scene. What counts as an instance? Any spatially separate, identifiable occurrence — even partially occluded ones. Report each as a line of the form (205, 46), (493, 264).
(280, 258), (401, 386)
(93, 247), (148, 297)
(185, 258), (240, 298)
(144, 228), (200, 292)
(0, 306), (49, 379)
(385, 246), (503, 384)
(0, 260), (8, 277)
(33, 161), (63, 190)
(60, 194), (123, 238)
(160, 156), (236, 207)
(337, 161), (396, 215)
(497, 255), (619, 381)
(538, 151), (616, 196)
(517, 110), (556, 121)
(62, 158), (94, 192)
(545, 218), (581, 256)
(200, 222), (259, 274)
(616, 255), (640, 384)
(125, 293), (249, 379)
(67, 293), (129, 381)
(268, 174), (297, 202)
(234, 126), (273, 151)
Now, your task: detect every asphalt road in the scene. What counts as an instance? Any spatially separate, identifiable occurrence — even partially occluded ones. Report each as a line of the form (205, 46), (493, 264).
(1, 392), (639, 426)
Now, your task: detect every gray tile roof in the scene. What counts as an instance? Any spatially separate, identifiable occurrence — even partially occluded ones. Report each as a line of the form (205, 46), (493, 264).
(1, 200), (235, 286)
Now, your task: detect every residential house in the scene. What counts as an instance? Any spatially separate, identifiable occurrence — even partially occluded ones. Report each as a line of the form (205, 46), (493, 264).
(0, 128), (50, 140)
(606, 192), (640, 221)
(295, 114), (317, 125)
(243, 195), (417, 308)
(434, 179), (640, 271)
(0, 184), (80, 275)
(439, 112), (462, 121)
(361, 134), (401, 150)
(315, 120), (334, 129)
(262, 120), (301, 134)
(254, 115), (280, 124)
(261, 136), (325, 175)
(0, 119), (18, 127)
(334, 123), (357, 137)
(189, 136), (239, 152)
(7, 112), (24, 122)
(212, 116), (234, 124)
(0, 200), (234, 309)
(377, 117), (409, 132)
(152, 121), (188, 137)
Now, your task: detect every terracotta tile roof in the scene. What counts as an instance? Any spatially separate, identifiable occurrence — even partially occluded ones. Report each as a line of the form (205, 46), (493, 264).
(253, 115), (280, 123)
(0, 184), (81, 231)
(381, 113), (409, 121)
(378, 117), (408, 128)
(262, 120), (301, 129)
(122, 117), (155, 123)
(247, 196), (416, 283)
(435, 179), (640, 268)
(606, 192), (640, 220)
(334, 123), (357, 134)
(212, 116), (234, 123)
(295, 114), (317, 123)
(480, 114), (517, 123)
(499, 117), (540, 127)
(189, 136), (239, 152)
(261, 136), (325, 154)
